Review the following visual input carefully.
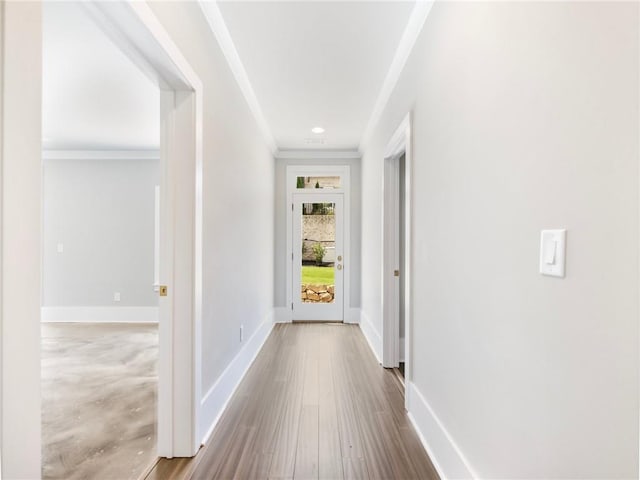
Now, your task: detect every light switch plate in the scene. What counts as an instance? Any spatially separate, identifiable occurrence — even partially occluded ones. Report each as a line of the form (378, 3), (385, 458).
(540, 229), (566, 278)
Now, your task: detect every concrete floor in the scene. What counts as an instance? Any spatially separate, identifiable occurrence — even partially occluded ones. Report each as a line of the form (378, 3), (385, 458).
(41, 323), (158, 480)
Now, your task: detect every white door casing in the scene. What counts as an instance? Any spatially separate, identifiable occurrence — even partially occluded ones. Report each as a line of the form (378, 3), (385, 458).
(76, 2), (205, 458)
(285, 165), (350, 324)
(382, 113), (412, 410)
(293, 193), (344, 321)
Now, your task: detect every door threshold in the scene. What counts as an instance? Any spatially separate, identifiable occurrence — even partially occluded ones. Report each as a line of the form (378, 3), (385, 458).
(292, 320), (344, 324)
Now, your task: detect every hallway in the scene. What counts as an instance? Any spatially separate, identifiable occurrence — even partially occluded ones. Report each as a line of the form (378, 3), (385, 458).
(147, 323), (439, 479)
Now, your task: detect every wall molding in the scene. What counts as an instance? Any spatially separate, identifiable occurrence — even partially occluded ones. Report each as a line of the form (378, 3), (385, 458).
(42, 150), (160, 161)
(407, 382), (478, 480)
(41, 306), (159, 323)
(359, 1), (434, 151)
(359, 309), (382, 363)
(275, 149), (361, 160)
(199, 313), (274, 445)
(198, 1), (277, 154)
(274, 306), (292, 323)
(346, 307), (361, 324)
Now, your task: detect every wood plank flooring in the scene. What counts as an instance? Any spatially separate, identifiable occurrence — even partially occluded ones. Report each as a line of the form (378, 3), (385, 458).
(146, 323), (439, 480)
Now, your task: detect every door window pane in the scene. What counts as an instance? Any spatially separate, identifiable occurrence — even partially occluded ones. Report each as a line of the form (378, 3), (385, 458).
(300, 202), (335, 303)
(296, 176), (340, 189)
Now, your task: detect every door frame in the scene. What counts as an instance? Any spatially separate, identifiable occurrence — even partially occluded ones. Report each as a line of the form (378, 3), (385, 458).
(1, 2), (203, 475)
(285, 165), (350, 323)
(75, 1), (205, 458)
(292, 192), (344, 321)
(382, 113), (412, 409)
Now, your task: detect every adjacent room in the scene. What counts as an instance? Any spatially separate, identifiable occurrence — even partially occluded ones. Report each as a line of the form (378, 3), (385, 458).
(40, 3), (161, 478)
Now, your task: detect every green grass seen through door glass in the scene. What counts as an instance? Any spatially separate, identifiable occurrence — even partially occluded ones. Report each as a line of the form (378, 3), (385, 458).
(301, 266), (334, 285)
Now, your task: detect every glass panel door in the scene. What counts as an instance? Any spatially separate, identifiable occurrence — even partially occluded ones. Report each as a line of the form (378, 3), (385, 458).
(292, 193), (343, 321)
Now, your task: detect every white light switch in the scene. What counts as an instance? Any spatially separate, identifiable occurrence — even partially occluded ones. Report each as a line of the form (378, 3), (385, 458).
(540, 229), (566, 278)
(114, 292), (121, 302)
(57, 243), (64, 254)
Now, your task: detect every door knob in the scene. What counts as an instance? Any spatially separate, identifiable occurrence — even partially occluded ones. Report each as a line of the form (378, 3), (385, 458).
(337, 264), (342, 270)
(337, 255), (342, 261)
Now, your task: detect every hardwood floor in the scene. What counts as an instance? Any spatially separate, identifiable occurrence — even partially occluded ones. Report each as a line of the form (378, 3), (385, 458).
(145, 323), (439, 480)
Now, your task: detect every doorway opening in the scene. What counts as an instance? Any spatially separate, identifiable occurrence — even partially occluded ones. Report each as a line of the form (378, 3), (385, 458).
(382, 114), (412, 408)
(40, 4), (161, 477)
(17, 2), (204, 478)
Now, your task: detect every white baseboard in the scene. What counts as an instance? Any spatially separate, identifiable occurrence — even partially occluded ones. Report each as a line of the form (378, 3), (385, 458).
(275, 307), (360, 324)
(359, 309), (382, 363)
(41, 306), (159, 323)
(345, 307), (361, 324)
(199, 315), (274, 445)
(407, 382), (477, 480)
(274, 306), (292, 323)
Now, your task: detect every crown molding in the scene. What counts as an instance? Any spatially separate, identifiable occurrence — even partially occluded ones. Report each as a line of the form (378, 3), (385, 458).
(359, 0), (434, 153)
(42, 150), (160, 160)
(275, 149), (361, 160)
(198, 1), (278, 155)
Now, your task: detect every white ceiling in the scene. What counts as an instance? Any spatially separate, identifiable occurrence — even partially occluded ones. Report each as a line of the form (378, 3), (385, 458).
(217, 1), (415, 151)
(42, 2), (418, 153)
(42, 2), (159, 151)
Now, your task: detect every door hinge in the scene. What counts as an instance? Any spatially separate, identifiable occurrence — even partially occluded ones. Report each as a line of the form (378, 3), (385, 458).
(291, 203), (294, 211)
(292, 252), (294, 260)
(394, 270), (400, 277)
(291, 303), (293, 310)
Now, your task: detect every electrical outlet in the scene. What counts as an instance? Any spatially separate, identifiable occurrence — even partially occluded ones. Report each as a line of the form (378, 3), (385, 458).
(240, 325), (244, 342)
(114, 292), (121, 302)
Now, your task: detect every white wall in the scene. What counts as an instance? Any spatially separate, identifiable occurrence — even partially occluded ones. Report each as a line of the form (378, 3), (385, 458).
(360, 2), (638, 479)
(274, 157), (361, 310)
(146, 1), (275, 426)
(43, 158), (159, 308)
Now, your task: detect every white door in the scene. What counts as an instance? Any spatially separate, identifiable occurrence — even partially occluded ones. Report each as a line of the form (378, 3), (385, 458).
(292, 193), (344, 321)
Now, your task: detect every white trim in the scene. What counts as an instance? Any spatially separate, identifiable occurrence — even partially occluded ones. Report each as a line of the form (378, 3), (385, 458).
(276, 149), (361, 160)
(41, 306), (159, 324)
(382, 113), (413, 410)
(382, 152), (400, 369)
(359, 310), (382, 364)
(385, 114), (411, 159)
(2, 4), (42, 476)
(407, 382), (478, 480)
(200, 313), (274, 446)
(346, 307), (361, 325)
(42, 150), (160, 161)
(198, 1), (277, 154)
(67, 2), (204, 459)
(274, 306), (292, 324)
(359, 1), (433, 151)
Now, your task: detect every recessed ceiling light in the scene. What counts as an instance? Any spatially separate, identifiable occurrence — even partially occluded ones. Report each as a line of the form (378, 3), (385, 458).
(311, 127), (325, 134)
